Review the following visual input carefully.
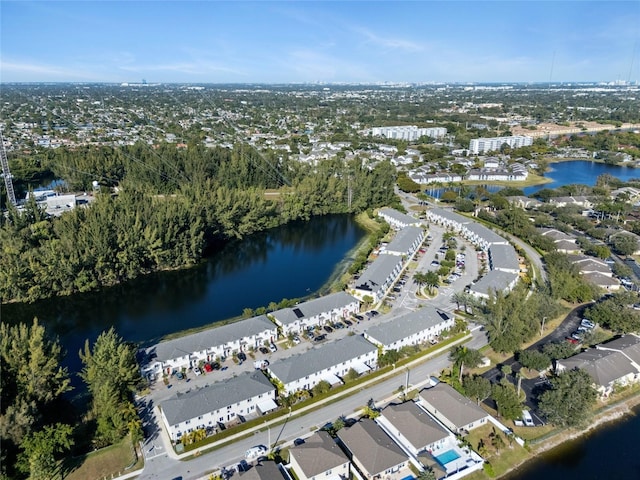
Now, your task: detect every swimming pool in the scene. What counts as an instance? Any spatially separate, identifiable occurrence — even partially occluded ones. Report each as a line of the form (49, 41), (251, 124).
(400, 476), (414, 480)
(435, 449), (460, 465)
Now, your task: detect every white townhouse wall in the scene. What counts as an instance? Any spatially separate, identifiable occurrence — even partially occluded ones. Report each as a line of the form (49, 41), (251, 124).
(468, 135), (533, 155)
(269, 292), (360, 336)
(425, 207), (471, 232)
(141, 315), (277, 376)
(377, 207), (422, 230)
(384, 226), (425, 257)
(159, 371), (276, 442)
(266, 335), (378, 396)
(418, 383), (489, 434)
(353, 254), (403, 303)
(468, 270), (519, 300)
(488, 244), (520, 274)
(426, 207), (508, 251)
(364, 307), (454, 353)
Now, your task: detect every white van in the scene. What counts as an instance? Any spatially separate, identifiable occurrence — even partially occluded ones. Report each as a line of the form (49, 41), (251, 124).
(521, 409), (534, 427)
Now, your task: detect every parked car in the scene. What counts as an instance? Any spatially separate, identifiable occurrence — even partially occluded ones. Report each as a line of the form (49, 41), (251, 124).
(254, 360), (269, 370)
(581, 319), (596, 329)
(269, 343), (277, 353)
(323, 325), (333, 333)
(245, 445), (267, 460)
(334, 322), (345, 329)
(237, 352), (247, 362)
(313, 334), (326, 342)
(176, 371), (184, 380)
(343, 319), (353, 326)
(291, 336), (301, 345)
(521, 410), (535, 427)
(259, 347), (269, 354)
(193, 366), (202, 376)
(430, 260), (440, 267)
(203, 363), (213, 373)
(293, 438), (305, 446)
(353, 314), (364, 321)
(566, 336), (580, 345)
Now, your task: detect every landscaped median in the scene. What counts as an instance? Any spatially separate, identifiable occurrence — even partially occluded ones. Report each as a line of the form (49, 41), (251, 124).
(176, 330), (474, 458)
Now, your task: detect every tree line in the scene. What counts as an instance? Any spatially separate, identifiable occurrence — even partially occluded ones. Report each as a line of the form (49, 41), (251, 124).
(1, 320), (141, 480)
(0, 143), (397, 303)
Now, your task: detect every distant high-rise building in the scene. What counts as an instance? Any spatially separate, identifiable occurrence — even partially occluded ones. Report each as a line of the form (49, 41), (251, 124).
(469, 135), (533, 155)
(370, 125), (447, 141)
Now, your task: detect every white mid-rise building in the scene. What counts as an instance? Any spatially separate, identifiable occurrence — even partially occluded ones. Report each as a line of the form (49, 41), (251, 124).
(468, 136), (533, 154)
(370, 126), (447, 141)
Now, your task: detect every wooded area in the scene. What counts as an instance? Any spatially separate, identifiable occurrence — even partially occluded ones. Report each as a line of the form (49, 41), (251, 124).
(0, 143), (397, 303)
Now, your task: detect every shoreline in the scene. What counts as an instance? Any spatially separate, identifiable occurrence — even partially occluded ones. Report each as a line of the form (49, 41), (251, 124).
(498, 391), (640, 479)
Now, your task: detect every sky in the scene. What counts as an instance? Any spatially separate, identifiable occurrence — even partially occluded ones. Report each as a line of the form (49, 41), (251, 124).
(1, 1), (639, 84)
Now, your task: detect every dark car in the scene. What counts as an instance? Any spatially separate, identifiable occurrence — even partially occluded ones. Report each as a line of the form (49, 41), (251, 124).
(323, 325), (333, 333)
(353, 314), (364, 321)
(293, 438), (305, 446)
(237, 352), (247, 362)
(343, 319), (353, 326)
(313, 334), (326, 342)
(259, 347), (269, 354)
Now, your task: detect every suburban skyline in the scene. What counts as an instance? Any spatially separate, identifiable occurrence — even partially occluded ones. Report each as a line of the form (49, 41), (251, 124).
(1, 1), (639, 84)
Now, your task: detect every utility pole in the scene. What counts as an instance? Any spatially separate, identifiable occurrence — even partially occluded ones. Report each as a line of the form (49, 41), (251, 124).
(540, 316), (547, 336)
(0, 129), (17, 206)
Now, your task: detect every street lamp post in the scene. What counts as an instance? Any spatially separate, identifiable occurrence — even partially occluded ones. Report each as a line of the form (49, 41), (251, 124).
(540, 316), (547, 336)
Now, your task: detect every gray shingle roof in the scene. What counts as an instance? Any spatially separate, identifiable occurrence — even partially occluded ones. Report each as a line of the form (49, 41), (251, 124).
(378, 208), (420, 227)
(419, 383), (488, 429)
(428, 207), (471, 225)
(558, 349), (637, 387)
(469, 270), (518, 297)
(239, 461), (286, 480)
(538, 228), (574, 242)
(381, 402), (449, 451)
(489, 244), (519, 272)
(289, 430), (349, 477)
(355, 255), (402, 292)
(337, 418), (407, 475)
(385, 226), (424, 254)
(148, 315), (276, 363)
(464, 222), (506, 246)
(270, 292), (358, 327)
(267, 335), (377, 384)
(365, 307), (452, 347)
(160, 371), (275, 426)
(598, 335), (640, 364)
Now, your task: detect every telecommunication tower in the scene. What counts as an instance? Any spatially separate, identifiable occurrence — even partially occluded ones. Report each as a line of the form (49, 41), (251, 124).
(0, 129), (17, 206)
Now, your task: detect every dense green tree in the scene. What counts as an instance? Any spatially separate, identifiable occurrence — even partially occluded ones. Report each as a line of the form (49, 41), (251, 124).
(542, 341), (578, 361)
(450, 346), (483, 380)
(0, 319), (71, 449)
(463, 375), (492, 405)
(79, 328), (142, 446)
(584, 292), (640, 333)
(491, 379), (523, 421)
(311, 380), (331, 397)
(539, 369), (597, 427)
(17, 423), (74, 480)
(517, 350), (552, 372)
(611, 233), (639, 256)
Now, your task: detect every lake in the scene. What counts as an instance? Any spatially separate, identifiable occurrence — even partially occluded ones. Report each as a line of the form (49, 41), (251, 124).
(1, 214), (366, 377)
(424, 161), (640, 199)
(523, 160), (640, 195)
(507, 404), (640, 480)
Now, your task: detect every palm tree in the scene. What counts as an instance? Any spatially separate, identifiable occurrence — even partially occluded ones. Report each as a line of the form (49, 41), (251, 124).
(449, 346), (483, 381)
(423, 271), (440, 295)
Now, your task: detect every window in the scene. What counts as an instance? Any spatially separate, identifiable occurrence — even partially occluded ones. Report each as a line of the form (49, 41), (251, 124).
(198, 416), (202, 420)
(185, 420), (191, 425)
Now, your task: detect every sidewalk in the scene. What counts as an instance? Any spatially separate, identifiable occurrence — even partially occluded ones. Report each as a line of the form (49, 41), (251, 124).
(158, 331), (476, 461)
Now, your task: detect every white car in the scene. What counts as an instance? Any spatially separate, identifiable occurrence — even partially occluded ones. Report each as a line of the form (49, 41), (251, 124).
(245, 445), (267, 459)
(193, 366), (202, 376)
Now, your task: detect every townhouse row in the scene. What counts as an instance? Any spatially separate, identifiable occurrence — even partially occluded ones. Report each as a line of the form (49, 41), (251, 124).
(159, 306), (455, 442)
(352, 208), (426, 303)
(425, 207), (520, 299)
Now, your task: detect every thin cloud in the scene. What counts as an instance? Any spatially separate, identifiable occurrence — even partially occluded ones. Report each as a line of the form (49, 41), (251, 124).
(0, 59), (102, 81)
(352, 26), (424, 52)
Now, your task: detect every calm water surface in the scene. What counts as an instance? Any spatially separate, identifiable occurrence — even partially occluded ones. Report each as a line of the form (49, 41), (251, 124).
(425, 161), (640, 199)
(2, 214), (365, 375)
(507, 405), (640, 480)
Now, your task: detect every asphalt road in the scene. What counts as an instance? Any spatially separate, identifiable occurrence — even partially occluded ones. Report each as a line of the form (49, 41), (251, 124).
(139, 329), (488, 480)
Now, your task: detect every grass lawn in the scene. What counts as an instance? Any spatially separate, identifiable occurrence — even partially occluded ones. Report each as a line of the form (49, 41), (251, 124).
(62, 437), (142, 480)
(465, 423), (531, 479)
